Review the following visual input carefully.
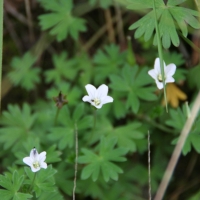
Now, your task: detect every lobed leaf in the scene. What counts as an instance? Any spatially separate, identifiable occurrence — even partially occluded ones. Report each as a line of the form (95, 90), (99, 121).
(38, 0), (86, 41)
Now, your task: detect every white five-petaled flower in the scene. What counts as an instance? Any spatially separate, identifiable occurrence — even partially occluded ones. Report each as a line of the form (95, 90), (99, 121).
(148, 57), (176, 89)
(23, 148), (47, 172)
(82, 84), (113, 109)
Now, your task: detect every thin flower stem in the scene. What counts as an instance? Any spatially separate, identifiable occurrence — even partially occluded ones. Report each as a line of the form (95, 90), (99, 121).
(29, 172), (37, 193)
(87, 109), (97, 145)
(137, 115), (177, 134)
(153, 0), (168, 112)
(0, 0), (3, 112)
(93, 108), (97, 130)
(154, 91), (200, 200)
(54, 108), (60, 126)
(179, 32), (200, 54)
(73, 122), (78, 200)
(148, 131), (152, 200)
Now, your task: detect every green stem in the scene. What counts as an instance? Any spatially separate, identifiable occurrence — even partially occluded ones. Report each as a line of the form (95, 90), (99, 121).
(145, 116), (177, 134)
(93, 109), (97, 130)
(0, 0), (4, 112)
(29, 172), (37, 193)
(54, 108), (60, 126)
(88, 109), (97, 145)
(153, 0), (168, 112)
(179, 32), (200, 54)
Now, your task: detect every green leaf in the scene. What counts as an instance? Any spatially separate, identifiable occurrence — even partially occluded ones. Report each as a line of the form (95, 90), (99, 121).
(48, 127), (74, 150)
(72, 103), (84, 122)
(125, 0), (153, 10)
(38, 0), (86, 41)
(128, 0), (200, 48)
(45, 52), (77, 84)
(94, 44), (126, 83)
(46, 145), (62, 163)
(187, 65), (200, 89)
(0, 189), (13, 200)
(110, 65), (157, 113)
(0, 171), (32, 200)
(169, 7), (200, 38)
(78, 116), (93, 130)
(25, 165), (57, 198)
(109, 75), (130, 91)
(0, 104), (37, 150)
(106, 122), (144, 152)
(166, 105), (200, 155)
(159, 9), (179, 48)
(79, 137), (128, 182)
(8, 52), (40, 90)
(167, 0), (186, 6)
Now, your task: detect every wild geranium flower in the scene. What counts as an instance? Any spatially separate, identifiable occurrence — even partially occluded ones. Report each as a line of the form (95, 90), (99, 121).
(23, 148), (47, 172)
(148, 58), (176, 89)
(82, 84), (113, 109)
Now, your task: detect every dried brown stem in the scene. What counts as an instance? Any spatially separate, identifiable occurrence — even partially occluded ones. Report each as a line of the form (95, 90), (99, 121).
(115, 2), (125, 48)
(154, 91), (200, 200)
(104, 8), (116, 43)
(25, 0), (34, 42)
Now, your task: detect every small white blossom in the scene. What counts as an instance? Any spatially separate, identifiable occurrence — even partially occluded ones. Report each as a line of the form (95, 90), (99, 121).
(82, 84), (113, 109)
(148, 57), (176, 89)
(23, 148), (47, 172)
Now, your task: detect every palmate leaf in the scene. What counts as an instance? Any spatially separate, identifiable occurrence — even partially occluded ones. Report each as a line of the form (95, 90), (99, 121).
(45, 52), (77, 85)
(25, 165), (57, 198)
(166, 105), (200, 155)
(79, 137), (128, 182)
(48, 104), (92, 150)
(93, 44), (126, 83)
(106, 122), (144, 152)
(0, 171), (32, 200)
(8, 52), (40, 90)
(83, 117), (144, 152)
(38, 0), (86, 41)
(127, 0), (200, 49)
(0, 104), (37, 150)
(110, 65), (157, 113)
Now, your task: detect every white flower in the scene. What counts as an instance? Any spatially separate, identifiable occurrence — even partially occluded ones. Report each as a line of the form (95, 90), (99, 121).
(82, 84), (113, 109)
(23, 148), (47, 172)
(148, 57), (176, 89)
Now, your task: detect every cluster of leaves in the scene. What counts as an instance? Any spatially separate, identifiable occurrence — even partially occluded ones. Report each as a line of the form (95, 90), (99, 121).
(1, 0), (200, 199)
(126, 0), (200, 48)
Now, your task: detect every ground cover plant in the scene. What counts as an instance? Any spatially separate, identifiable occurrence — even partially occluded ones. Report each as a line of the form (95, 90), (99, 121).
(0, 0), (200, 199)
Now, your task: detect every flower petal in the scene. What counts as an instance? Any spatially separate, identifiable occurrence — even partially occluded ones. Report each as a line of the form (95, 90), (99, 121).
(101, 96), (113, 104)
(30, 148), (38, 160)
(155, 80), (164, 89)
(38, 152), (46, 162)
(85, 84), (97, 99)
(154, 58), (166, 74)
(97, 84), (108, 98)
(154, 58), (161, 74)
(82, 95), (91, 103)
(23, 157), (33, 167)
(165, 63), (176, 77)
(95, 103), (103, 109)
(40, 162), (47, 169)
(166, 77), (175, 83)
(148, 69), (157, 79)
(30, 166), (40, 172)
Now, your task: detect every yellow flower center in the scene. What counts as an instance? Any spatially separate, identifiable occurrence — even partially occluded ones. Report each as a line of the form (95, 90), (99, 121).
(92, 98), (101, 106)
(157, 74), (165, 82)
(33, 161), (40, 169)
